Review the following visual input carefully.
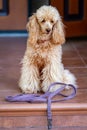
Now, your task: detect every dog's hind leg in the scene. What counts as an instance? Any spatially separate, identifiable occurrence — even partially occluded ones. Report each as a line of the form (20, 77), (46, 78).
(63, 69), (77, 89)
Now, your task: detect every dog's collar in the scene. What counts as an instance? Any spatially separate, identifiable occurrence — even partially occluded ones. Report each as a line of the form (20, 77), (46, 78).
(37, 39), (50, 44)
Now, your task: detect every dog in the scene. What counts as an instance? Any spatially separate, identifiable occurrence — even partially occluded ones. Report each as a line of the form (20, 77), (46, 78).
(19, 5), (76, 93)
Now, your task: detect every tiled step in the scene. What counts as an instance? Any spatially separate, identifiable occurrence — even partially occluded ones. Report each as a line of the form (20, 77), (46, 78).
(0, 101), (87, 129)
(0, 86), (87, 130)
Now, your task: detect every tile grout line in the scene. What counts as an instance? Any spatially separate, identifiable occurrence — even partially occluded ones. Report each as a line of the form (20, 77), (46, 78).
(71, 43), (87, 67)
(65, 66), (87, 69)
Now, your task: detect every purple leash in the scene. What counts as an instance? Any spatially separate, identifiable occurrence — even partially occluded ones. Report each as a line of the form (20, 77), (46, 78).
(6, 82), (77, 130)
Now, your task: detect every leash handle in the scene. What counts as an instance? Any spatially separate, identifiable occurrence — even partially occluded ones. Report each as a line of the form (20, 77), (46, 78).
(48, 82), (77, 102)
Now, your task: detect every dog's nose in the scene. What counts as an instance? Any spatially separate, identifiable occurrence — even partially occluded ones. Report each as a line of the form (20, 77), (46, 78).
(46, 29), (51, 33)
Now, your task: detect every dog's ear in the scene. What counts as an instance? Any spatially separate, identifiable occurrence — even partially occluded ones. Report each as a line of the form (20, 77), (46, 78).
(52, 20), (65, 44)
(26, 14), (39, 46)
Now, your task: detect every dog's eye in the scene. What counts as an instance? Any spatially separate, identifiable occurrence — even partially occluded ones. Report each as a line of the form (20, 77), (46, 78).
(51, 20), (54, 23)
(41, 19), (45, 23)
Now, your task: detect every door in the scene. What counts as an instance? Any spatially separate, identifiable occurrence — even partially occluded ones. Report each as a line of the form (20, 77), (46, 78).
(51, 0), (87, 37)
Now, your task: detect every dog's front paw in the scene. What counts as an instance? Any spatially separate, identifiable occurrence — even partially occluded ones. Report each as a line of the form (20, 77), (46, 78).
(19, 80), (40, 93)
(21, 87), (33, 93)
(20, 85), (40, 94)
(42, 82), (62, 92)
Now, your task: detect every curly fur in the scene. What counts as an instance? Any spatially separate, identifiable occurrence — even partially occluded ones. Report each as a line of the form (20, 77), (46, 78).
(19, 5), (76, 93)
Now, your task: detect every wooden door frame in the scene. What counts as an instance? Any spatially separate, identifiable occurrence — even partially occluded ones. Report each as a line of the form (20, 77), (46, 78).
(0, 0), (9, 16)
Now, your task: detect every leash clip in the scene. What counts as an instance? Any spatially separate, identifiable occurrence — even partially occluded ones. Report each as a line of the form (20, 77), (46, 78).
(48, 119), (52, 130)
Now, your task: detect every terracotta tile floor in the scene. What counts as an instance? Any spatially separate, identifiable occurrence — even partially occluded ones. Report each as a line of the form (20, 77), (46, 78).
(0, 37), (87, 104)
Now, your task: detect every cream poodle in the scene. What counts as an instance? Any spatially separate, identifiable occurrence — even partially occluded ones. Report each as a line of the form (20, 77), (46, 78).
(19, 5), (76, 93)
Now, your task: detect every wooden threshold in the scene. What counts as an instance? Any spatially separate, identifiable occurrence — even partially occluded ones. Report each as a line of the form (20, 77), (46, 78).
(0, 103), (87, 116)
